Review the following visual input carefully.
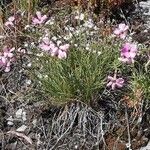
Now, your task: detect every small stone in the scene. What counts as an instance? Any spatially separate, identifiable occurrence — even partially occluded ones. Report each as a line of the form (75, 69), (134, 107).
(16, 125), (27, 132)
(27, 63), (32, 68)
(32, 119), (37, 128)
(74, 145), (78, 149)
(7, 121), (14, 126)
(26, 80), (32, 85)
(16, 109), (23, 119)
(24, 43), (28, 47)
(22, 111), (27, 121)
(52, 36), (57, 41)
(24, 25), (30, 30)
(7, 116), (13, 121)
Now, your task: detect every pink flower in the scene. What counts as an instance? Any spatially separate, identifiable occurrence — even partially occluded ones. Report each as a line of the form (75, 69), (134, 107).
(32, 11), (47, 25)
(59, 44), (70, 51)
(107, 74), (124, 90)
(0, 56), (11, 72)
(50, 47), (58, 57)
(113, 23), (129, 39)
(119, 42), (137, 63)
(39, 37), (70, 59)
(39, 37), (54, 52)
(5, 16), (15, 27)
(0, 46), (15, 72)
(3, 46), (15, 58)
(57, 44), (69, 59)
(57, 50), (67, 59)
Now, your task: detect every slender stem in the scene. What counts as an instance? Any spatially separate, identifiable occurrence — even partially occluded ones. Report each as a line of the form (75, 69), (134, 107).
(125, 106), (132, 150)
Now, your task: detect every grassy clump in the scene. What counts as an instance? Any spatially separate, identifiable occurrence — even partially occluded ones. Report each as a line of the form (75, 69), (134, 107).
(34, 39), (120, 105)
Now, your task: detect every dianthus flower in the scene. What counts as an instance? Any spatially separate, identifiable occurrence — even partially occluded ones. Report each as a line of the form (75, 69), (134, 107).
(113, 23), (129, 39)
(107, 74), (124, 90)
(32, 11), (47, 25)
(57, 44), (70, 59)
(39, 37), (54, 52)
(39, 37), (69, 59)
(0, 46), (15, 72)
(5, 16), (15, 27)
(119, 42), (137, 63)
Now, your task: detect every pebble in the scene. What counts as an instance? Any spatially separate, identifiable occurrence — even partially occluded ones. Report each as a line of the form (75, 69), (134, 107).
(26, 79), (32, 85)
(15, 109), (27, 121)
(16, 125), (27, 132)
(7, 116), (14, 126)
(15, 109), (23, 119)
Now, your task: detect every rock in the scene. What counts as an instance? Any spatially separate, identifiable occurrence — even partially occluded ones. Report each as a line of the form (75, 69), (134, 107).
(15, 108), (23, 119)
(7, 116), (14, 126)
(16, 125), (27, 132)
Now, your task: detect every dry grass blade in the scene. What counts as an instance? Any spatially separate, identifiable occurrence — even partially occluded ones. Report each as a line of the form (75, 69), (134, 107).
(7, 131), (33, 145)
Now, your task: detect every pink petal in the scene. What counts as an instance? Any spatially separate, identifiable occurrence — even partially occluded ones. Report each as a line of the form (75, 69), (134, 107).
(5, 66), (10, 72)
(36, 11), (42, 19)
(59, 44), (70, 51)
(113, 29), (121, 35)
(118, 23), (125, 29)
(50, 47), (58, 56)
(3, 46), (8, 52)
(116, 78), (124, 88)
(39, 43), (51, 51)
(0, 59), (4, 66)
(106, 81), (112, 87)
(123, 43), (131, 50)
(129, 52), (136, 58)
(8, 16), (15, 22)
(119, 32), (127, 39)
(117, 78), (124, 84)
(42, 37), (50, 45)
(49, 43), (56, 50)
(111, 83), (116, 90)
(32, 18), (40, 25)
(41, 15), (47, 22)
(118, 23), (128, 31)
(123, 25), (129, 31)
(122, 52), (130, 58)
(130, 58), (135, 63)
(107, 76), (115, 81)
(7, 53), (14, 58)
(10, 47), (15, 52)
(118, 57), (128, 63)
(5, 62), (11, 72)
(5, 21), (14, 27)
(130, 44), (137, 52)
(58, 50), (67, 59)
(116, 83), (123, 88)
(1, 57), (7, 64)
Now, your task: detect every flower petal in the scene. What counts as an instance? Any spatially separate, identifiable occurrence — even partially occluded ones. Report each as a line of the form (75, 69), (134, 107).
(111, 83), (116, 90)
(59, 44), (70, 51)
(8, 16), (15, 22)
(106, 81), (112, 87)
(36, 11), (42, 19)
(107, 76), (115, 80)
(58, 50), (67, 59)
(113, 29), (121, 35)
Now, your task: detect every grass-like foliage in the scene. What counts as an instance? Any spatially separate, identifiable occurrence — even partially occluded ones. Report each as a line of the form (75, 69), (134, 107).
(34, 38), (120, 105)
